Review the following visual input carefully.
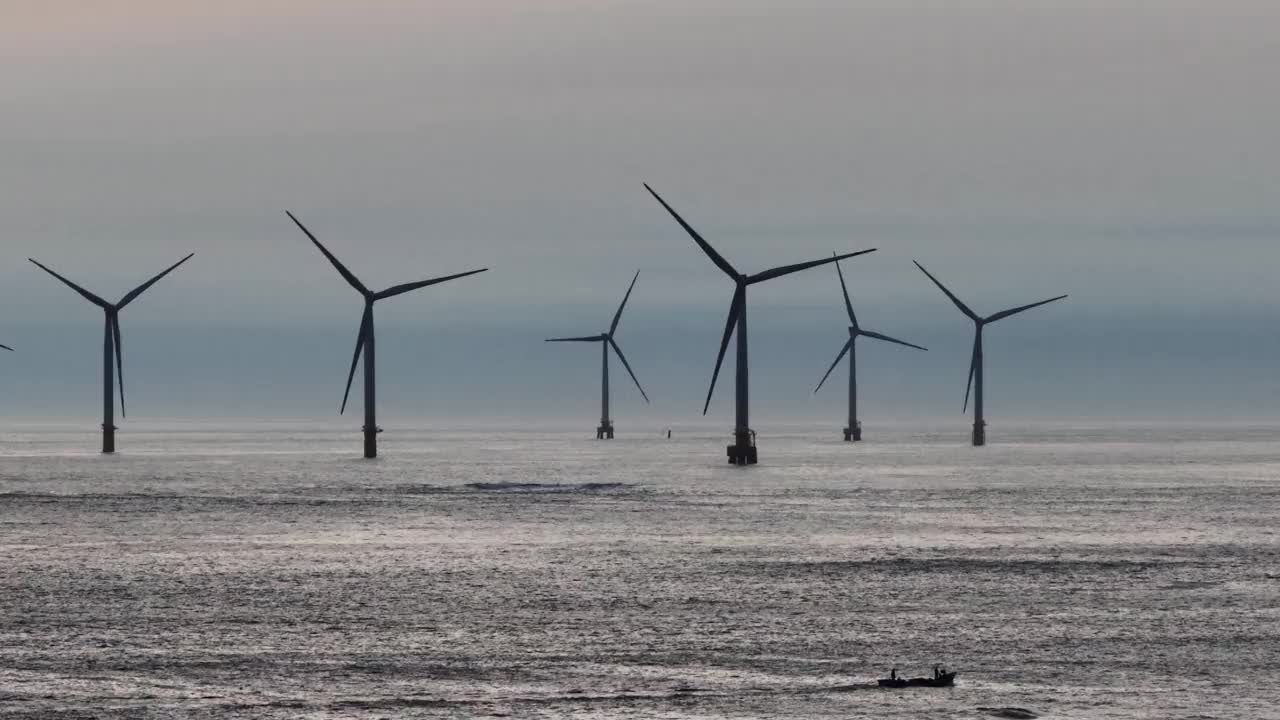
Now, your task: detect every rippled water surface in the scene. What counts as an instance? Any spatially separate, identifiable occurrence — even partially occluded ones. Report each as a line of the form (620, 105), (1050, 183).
(1, 422), (1277, 718)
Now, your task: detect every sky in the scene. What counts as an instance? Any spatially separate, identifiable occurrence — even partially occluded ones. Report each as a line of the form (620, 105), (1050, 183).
(1, 2), (1278, 424)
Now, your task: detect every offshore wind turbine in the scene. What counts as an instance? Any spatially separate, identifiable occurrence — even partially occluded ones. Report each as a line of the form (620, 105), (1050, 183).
(546, 271), (649, 438)
(287, 211), (487, 459)
(814, 255), (926, 441)
(29, 254), (195, 453)
(913, 260), (1066, 446)
(645, 183), (876, 465)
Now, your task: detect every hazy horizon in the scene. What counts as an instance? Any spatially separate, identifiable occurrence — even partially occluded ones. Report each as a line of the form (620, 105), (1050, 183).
(1, 300), (1276, 423)
(4, 2), (1280, 424)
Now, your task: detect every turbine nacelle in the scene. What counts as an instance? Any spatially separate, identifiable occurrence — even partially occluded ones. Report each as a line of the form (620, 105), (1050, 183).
(29, 253), (195, 422)
(645, 183), (876, 416)
(545, 271), (649, 404)
(286, 210), (488, 417)
(813, 254), (926, 395)
(912, 260), (1066, 414)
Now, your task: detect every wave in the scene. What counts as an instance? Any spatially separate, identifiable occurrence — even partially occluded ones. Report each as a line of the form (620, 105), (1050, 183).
(978, 707), (1039, 719)
(464, 481), (627, 492)
(0, 490), (191, 502)
(749, 557), (1185, 575)
(331, 687), (706, 710)
(0, 491), (352, 508)
(386, 481), (631, 495)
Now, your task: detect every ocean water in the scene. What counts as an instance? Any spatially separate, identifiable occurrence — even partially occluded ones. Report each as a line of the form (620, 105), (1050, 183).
(0, 422), (1276, 719)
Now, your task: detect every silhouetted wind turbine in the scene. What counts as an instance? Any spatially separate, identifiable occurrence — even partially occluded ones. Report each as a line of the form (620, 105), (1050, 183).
(913, 260), (1066, 446)
(287, 211), (487, 459)
(645, 183), (876, 464)
(546, 271), (649, 439)
(814, 255), (925, 441)
(29, 254), (194, 453)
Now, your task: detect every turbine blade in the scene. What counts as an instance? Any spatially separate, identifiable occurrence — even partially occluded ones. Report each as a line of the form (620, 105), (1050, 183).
(860, 329), (927, 351)
(963, 334), (979, 413)
(117, 253), (195, 309)
(644, 183), (739, 279)
(985, 294), (1068, 323)
(286, 211), (369, 296)
(112, 315), (125, 418)
(340, 309), (370, 415)
(913, 261), (979, 321)
(375, 268), (488, 301)
(834, 253), (857, 326)
(608, 337), (649, 403)
(748, 249), (876, 284)
(28, 259), (110, 308)
(703, 286), (743, 415)
(0, 344), (11, 351)
(545, 335), (605, 342)
(814, 338), (852, 394)
(609, 270), (640, 335)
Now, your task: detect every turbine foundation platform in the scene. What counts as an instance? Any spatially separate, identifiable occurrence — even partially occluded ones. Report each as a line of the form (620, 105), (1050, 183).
(727, 430), (758, 465)
(362, 425), (383, 459)
(596, 422), (614, 440)
(972, 420), (986, 447)
(844, 422), (862, 442)
(102, 424), (117, 454)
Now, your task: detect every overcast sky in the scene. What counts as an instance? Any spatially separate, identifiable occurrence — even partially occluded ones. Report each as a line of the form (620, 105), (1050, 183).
(1, 2), (1278, 423)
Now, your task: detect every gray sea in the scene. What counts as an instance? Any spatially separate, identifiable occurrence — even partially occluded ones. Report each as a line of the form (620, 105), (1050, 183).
(0, 422), (1276, 719)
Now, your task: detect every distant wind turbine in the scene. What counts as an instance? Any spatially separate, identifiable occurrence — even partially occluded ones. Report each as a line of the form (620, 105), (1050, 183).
(546, 271), (649, 439)
(913, 260), (1066, 446)
(287, 211), (487, 459)
(645, 183), (876, 465)
(814, 255), (926, 441)
(29, 254), (195, 453)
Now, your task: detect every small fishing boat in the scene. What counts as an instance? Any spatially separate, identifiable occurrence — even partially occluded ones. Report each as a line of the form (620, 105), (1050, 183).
(878, 670), (957, 688)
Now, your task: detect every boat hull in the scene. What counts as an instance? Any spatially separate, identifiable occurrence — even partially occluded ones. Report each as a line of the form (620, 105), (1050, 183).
(878, 672), (956, 688)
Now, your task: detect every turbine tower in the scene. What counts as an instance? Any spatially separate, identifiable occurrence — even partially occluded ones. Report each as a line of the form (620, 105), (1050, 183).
(814, 255), (926, 441)
(645, 183), (876, 465)
(287, 211), (487, 459)
(546, 271), (649, 438)
(29, 254), (195, 453)
(913, 260), (1066, 446)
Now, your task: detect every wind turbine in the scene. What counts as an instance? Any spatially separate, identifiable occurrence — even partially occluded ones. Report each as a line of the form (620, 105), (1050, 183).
(913, 260), (1066, 446)
(814, 255), (926, 441)
(286, 211), (487, 459)
(546, 271), (649, 438)
(29, 254), (195, 453)
(645, 183), (876, 465)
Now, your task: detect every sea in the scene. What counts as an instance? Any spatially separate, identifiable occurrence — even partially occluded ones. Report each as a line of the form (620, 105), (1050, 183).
(0, 421), (1276, 719)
